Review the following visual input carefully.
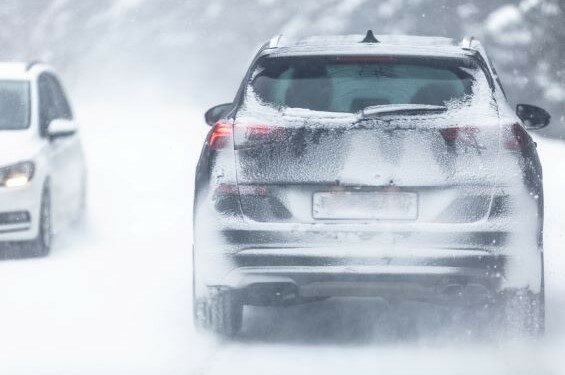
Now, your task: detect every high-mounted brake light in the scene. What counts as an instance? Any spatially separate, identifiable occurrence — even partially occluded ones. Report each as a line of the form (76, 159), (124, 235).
(504, 123), (529, 151)
(209, 121), (233, 149)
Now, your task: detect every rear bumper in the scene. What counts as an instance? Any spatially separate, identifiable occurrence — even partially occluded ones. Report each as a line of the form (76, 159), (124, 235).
(194, 214), (542, 304)
(224, 247), (502, 305)
(0, 183), (42, 242)
(228, 265), (500, 303)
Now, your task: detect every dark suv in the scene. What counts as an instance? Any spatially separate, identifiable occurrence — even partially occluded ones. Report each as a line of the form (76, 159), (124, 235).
(193, 32), (550, 337)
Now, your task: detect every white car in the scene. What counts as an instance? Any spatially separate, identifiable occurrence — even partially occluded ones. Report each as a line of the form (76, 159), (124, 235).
(0, 62), (86, 257)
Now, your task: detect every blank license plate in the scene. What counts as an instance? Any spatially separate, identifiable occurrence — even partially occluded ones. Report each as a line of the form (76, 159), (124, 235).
(312, 192), (418, 220)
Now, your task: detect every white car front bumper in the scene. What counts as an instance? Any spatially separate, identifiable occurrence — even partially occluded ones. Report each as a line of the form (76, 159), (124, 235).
(0, 181), (42, 242)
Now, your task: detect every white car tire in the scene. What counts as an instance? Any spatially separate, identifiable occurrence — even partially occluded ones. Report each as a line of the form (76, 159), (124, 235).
(26, 187), (52, 257)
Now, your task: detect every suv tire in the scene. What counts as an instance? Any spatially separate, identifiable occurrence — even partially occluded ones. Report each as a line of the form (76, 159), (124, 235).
(495, 288), (545, 338)
(209, 289), (243, 337)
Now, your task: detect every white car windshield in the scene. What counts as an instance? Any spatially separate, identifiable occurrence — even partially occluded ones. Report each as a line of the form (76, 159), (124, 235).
(0, 81), (30, 130)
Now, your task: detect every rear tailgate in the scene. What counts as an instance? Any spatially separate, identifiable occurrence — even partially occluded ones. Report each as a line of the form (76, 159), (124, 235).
(232, 111), (501, 224)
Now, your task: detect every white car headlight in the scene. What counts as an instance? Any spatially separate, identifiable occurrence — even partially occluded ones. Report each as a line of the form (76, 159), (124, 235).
(0, 161), (35, 188)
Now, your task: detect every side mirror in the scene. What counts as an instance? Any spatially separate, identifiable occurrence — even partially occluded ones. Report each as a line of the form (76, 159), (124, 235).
(47, 118), (77, 140)
(516, 104), (550, 130)
(204, 103), (232, 126)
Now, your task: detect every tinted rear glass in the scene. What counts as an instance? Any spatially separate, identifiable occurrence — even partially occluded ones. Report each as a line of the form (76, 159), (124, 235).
(249, 56), (484, 113)
(0, 81), (30, 130)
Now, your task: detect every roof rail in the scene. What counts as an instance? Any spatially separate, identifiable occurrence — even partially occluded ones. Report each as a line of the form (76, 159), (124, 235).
(25, 60), (43, 71)
(460, 36), (478, 50)
(267, 34), (283, 48)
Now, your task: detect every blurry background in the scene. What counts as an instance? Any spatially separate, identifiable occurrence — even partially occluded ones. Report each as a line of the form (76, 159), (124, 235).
(0, 0), (563, 136)
(0, 2), (563, 373)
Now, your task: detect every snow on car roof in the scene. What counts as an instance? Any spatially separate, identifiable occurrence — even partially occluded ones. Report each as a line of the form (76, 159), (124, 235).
(265, 34), (474, 58)
(0, 62), (33, 80)
(291, 34), (457, 46)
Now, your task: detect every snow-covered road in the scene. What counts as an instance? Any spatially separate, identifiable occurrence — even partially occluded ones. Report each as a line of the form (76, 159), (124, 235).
(0, 105), (563, 374)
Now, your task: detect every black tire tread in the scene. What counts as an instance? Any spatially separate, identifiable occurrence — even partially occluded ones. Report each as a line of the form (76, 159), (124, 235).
(209, 290), (243, 337)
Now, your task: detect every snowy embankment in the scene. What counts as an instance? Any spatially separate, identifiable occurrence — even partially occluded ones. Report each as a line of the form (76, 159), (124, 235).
(0, 106), (212, 374)
(0, 105), (562, 374)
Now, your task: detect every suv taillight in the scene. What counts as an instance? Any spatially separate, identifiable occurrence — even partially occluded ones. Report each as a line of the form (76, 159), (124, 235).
(504, 123), (530, 152)
(209, 121), (233, 149)
(235, 123), (287, 147)
(440, 126), (480, 144)
(215, 184), (268, 197)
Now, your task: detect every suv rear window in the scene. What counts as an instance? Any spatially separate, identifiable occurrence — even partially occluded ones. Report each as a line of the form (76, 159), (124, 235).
(249, 56), (483, 113)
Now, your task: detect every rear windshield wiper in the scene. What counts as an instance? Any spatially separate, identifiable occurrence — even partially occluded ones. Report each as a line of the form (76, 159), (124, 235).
(361, 104), (447, 117)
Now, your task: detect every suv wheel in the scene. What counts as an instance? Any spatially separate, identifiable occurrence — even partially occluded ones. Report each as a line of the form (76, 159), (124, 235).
(495, 288), (545, 338)
(208, 289), (243, 337)
(193, 296), (209, 331)
(192, 265), (209, 331)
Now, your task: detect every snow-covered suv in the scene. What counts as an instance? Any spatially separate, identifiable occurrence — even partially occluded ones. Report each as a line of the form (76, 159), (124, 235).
(193, 33), (550, 337)
(0, 62), (86, 257)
